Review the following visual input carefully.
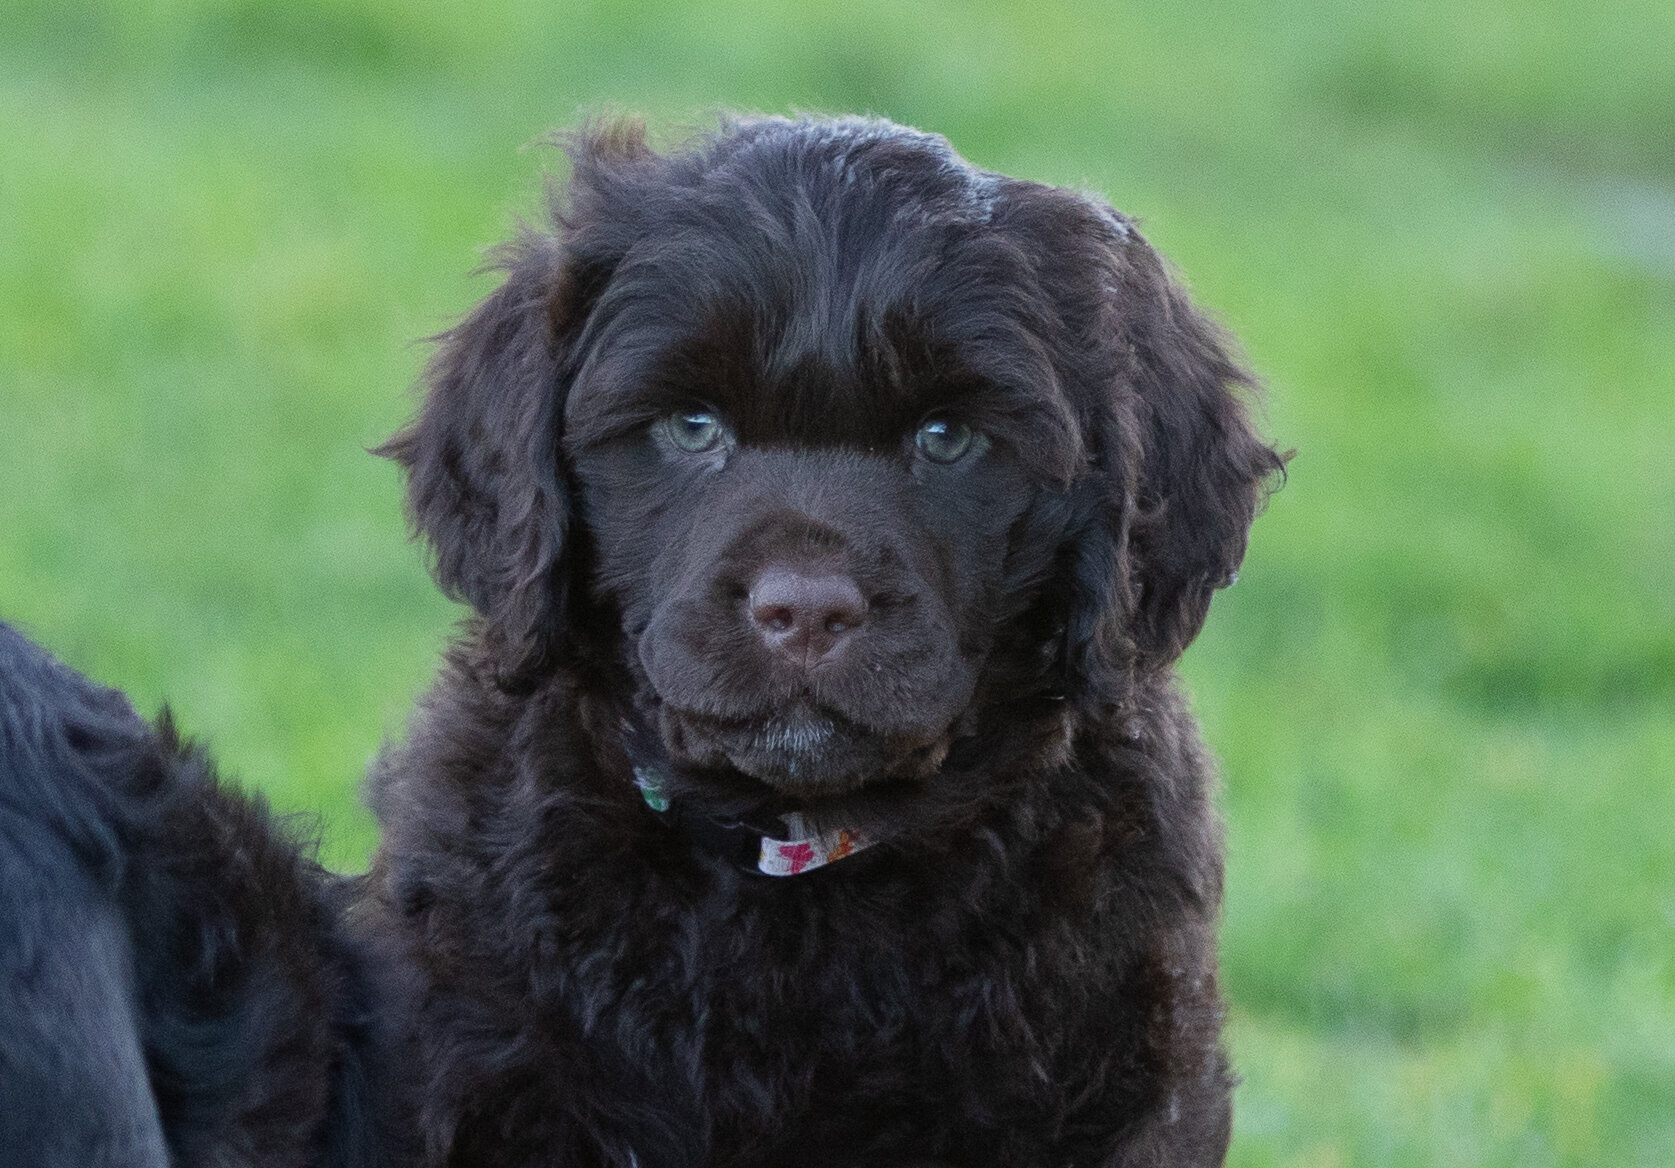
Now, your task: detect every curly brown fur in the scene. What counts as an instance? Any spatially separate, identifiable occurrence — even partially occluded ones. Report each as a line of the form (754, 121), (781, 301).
(0, 621), (392, 1167)
(365, 114), (1285, 1167)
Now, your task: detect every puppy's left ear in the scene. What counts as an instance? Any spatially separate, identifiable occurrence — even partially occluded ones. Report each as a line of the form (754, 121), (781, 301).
(377, 229), (610, 684)
(1105, 222), (1288, 664)
(1032, 193), (1286, 684)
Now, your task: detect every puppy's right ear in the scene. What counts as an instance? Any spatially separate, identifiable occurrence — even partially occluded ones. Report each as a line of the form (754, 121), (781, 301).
(376, 234), (582, 681)
(380, 124), (656, 684)
(378, 135), (643, 682)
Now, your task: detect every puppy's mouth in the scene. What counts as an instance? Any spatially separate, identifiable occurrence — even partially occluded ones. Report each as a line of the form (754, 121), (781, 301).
(658, 703), (949, 795)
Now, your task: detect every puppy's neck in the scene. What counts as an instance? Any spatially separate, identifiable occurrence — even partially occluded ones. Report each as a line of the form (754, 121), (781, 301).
(616, 713), (879, 878)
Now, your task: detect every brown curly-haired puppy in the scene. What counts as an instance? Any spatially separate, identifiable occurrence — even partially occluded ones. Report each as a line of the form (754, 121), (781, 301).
(363, 114), (1284, 1168)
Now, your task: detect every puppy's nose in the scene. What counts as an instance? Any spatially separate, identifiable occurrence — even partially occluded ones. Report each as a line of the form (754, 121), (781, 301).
(748, 566), (867, 665)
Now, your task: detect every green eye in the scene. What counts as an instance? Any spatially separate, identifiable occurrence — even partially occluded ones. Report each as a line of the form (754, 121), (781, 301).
(914, 418), (975, 464)
(665, 410), (726, 454)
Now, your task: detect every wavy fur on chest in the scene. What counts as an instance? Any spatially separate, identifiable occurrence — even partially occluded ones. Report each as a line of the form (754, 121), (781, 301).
(368, 651), (1233, 1168)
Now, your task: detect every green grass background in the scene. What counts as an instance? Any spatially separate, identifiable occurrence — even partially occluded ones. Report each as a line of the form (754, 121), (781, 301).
(1, 1), (1670, 1162)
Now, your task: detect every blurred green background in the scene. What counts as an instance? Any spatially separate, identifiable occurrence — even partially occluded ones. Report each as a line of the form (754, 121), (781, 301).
(1, 0), (1670, 1162)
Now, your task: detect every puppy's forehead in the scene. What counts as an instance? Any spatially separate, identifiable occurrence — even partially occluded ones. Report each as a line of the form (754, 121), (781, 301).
(566, 122), (1080, 471)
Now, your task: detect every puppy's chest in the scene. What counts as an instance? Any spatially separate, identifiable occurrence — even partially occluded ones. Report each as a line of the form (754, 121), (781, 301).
(557, 869), (1069, 1125)
(584, 875), (995, 1028)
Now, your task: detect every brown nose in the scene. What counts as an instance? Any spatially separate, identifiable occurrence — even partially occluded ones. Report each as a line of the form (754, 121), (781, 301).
(748, 566), (867, 665)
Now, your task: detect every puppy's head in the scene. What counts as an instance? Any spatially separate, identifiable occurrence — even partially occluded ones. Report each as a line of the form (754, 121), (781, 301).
(383, 116), (1283, 796)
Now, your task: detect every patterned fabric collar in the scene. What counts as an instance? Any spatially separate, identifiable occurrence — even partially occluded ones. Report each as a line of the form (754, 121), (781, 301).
(627, 749), (876, 878)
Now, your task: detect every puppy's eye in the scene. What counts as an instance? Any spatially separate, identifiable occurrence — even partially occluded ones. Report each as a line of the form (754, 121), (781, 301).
(914, 418), (975, 464)
(664, 411), (726, 454)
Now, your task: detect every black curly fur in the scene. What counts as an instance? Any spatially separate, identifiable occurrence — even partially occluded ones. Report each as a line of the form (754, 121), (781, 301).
(0, 622), (393, 1167)
(365, 114), (1284, 1168)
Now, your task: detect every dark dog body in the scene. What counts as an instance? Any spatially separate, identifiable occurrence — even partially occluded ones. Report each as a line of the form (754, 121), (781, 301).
(366, 116), (1283, 1167)
(0, 623), (388, 1167)
(371, 643), (1234, 1167)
